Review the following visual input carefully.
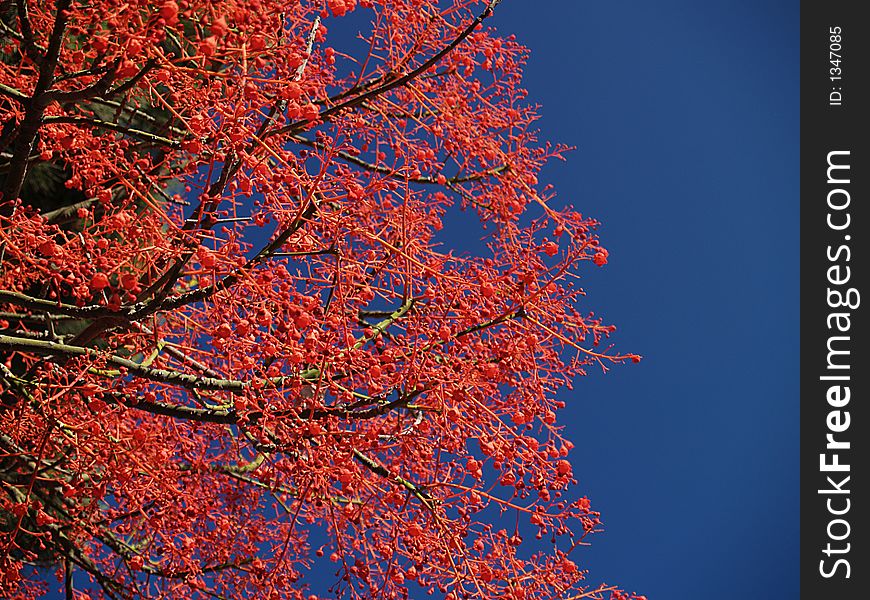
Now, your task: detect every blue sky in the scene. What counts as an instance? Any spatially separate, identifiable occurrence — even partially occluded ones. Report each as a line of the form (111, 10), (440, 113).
(480, 1), (799, 597)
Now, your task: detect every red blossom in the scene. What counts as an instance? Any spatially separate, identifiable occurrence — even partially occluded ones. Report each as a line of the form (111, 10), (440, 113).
(199, 35), (218, 57)
(211, 16), (229, 38)
(89, 272), (109, 291)
(159, 1), (179, 24)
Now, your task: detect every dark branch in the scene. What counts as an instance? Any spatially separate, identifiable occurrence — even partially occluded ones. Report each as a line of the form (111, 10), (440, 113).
(0, 334), (249, 392)
(267, 0), (502, 138)
(46, 60), (118, 103)
(105, 58), (158, 98)
(43, 115), (182, 148)
(159, 197), (320, 311)
(0, 289), (143, 320)
(290, 133), (508, 185)
(1, 0), (73, 205)
(0, 83), (29, 104)
(352, 449), (437, 510)
(14, 0), (45, 65)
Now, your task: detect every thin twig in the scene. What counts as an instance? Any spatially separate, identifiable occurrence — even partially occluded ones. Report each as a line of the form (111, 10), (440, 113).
(268, 0), (502, 138)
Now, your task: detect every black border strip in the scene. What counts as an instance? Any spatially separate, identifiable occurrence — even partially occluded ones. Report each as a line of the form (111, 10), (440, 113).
(801, 2), (868, 594)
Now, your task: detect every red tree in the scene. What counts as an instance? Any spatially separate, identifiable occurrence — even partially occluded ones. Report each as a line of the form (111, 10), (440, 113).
(0, 1), (642, 598)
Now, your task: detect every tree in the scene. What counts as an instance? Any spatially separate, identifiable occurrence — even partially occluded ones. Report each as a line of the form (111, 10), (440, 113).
(0, 0), (642, 598)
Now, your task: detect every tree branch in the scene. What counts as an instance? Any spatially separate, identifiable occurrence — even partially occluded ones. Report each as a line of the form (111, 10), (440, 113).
(352, 449), (437, 511)
(268, 0), (502, 139)
(159, 196), (320, 311)
(1, 0), (73, 206)
(14, 0), (45, 65)
(119, 396), (238, 424)
(43, 115), (182, 148)
(353, 297), (415, 350)
(0, 334), (249, 392)
(1, 0), (73, 207)
(46, 60), (118, 103)
(0, 83), (29, 104)
(105, 58), (158, 98)
(289, 134), (509, 185)
(0, 289), (142, 320)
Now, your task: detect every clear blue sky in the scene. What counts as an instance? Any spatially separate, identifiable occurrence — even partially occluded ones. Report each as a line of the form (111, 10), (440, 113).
(481, 1), (799, 597)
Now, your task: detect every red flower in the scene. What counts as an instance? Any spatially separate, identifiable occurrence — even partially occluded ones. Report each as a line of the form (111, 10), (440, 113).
(158, 1), (179, 24)
(211, 17), (229, 38)
(89, 272), (110, 291)
(199, 36), (218, 57)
